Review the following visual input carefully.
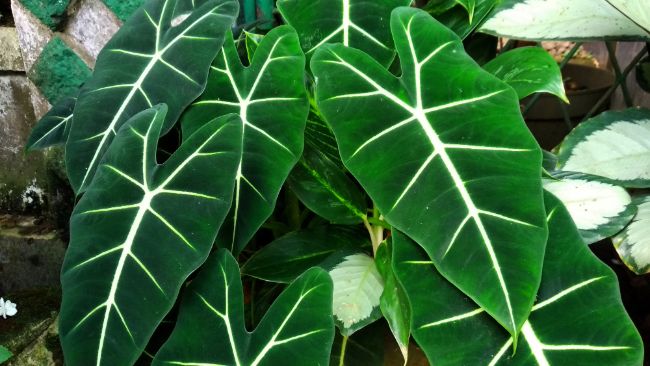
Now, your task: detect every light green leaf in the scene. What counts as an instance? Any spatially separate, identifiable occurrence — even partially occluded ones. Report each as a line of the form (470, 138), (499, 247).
(153, 249), (335, 366)
(59, 105), (242, 365)
(375, 239), (411, 363)
(277, 0), (411, 66)
(242, 225), (370, 283)
(605, 0), (650, 34)
(392, 192), (643, 365)
(244, 30), (264, 63)
(181, 26), (308, 254)
(288, 141), (367, 225)
(330, 253), (384, 336)
(480, 0), (650, 41)
(543, 172), (635, 244)
(456, 0), (476, 23)
(26, 96), (76, 151)
(484, 47), (568, 102)
(614, 196), (650, 274)
(312, 7), (547, 338)
(557, 108), (650, 188)
(0, 346), (11, 364)
(65, 0), (238, 194)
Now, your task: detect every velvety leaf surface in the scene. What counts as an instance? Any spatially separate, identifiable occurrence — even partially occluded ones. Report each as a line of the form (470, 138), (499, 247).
(242, 225), (370, 283)
(153, 249), (335, 366)
(65, 0), (238, 193)
(278, 0), (411, 66)
(59, 105), (242, 366)
(181, 26), (308, 254)
(392, 193), (643, 365)
(557, 108), (650, 188)
(26, 96), (76, 150)
(484, 47), (568, 102)
(480, 0), (650, 41)
(313, 7), (547, 338)
(614, 195), (650, 274)
(543, 172), (635, 244)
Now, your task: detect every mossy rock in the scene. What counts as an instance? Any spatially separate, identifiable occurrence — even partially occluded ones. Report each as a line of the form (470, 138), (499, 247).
(28, 37), (90, 104)
(18, 0), (70, 30)
(102, 0), (145, 21)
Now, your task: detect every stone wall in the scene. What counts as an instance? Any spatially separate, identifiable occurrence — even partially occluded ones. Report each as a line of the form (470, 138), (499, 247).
(0, 0), (132, 218)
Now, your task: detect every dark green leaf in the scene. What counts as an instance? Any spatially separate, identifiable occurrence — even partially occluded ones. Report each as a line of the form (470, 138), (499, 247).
(181, 26), (308, 254)
(65, 0), (238, 193)
(330, 320), (386, 366)
(435, 0), (497, 39)
(244, 30), (264, 63)
(375, 239), (411, 362)
(312, 7), (547, 338)
(59, 105), (242, 365)
(484, 47), (568, 102)
(242, 225), (370, 283)
(278, 0), (412, 66)
(0, 346), (11, 364)
(25, 96), (76, 151)
(635, 57), (650, 93)
(153, 249), (335, 366)
(393, 193), (643, 365)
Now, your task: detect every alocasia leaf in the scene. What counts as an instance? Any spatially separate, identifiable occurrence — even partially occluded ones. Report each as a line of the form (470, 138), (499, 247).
(153, 249), (335, 366)
(277, 0), (412, 66)
(543, 172), (635, 244)
(556, 108), (650, 188)
(435, 0), (497, 39)
(392, 193), (643, 365)
(483, 46), (568, 102)
(59, 105), (242, 365)
(614, 196), (650, 274)
(479, 0), (650, 41)
(65, 0), (238, 194)
(455, 0), (476, 22)
(0, 346), (11, 364)
(242, 225), (370, 283)
(312, 7), (547, 338)
(25, 96), (76, 150)
(181, 26), (308, 254)
(330, 320), (386, 366)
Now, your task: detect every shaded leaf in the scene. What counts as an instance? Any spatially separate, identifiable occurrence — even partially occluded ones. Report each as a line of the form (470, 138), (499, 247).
(26, 96), (76, 151)
(153, 249), (335, 366)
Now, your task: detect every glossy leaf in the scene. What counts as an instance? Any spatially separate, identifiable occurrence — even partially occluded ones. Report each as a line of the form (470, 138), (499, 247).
(330, 253), (384, 336)
(312, 7), (547, 338)
(288, 142), (367, 225)
(614, 196), (650, 274)
(480, 0), (650, 41)
(543, 173), (635, 244)
(456, 0), (476, 22)
(376, 239), (411, 362)
(242, 225), (370, 283)
(244, 30), (264, 63)
(153, 249), (335, 366)
(392, 193), (643, 365)
(557, 108), (650, 188)
(605, 0), (650, 34)
(59, 105), (242, 366)
(423, 0), (458, 16)
(26, 96), (76, 151)
(277, 0), (411, 66)
(484, 47), (568, 102)
(435, 0), (497, 39)
(181, 26), (308, 254)
(65, 0), (238, 194)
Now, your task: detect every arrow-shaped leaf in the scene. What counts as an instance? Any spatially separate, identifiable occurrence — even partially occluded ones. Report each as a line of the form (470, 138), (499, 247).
(59, 105), (242, 365)
(392, 192), (643, 365)
(153, 249), (335, 366)
(65, 0), (238, 194)
(26, 96), (76, 151)
(180, 26), (308, 254)
(312, 7), (547, 338)
(277, 0), (411, 66)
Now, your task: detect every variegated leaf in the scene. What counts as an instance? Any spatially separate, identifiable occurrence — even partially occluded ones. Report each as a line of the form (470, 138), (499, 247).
(614, 196), (650, 274)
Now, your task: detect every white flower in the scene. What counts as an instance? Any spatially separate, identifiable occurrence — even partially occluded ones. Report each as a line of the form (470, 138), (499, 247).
(0, 298), (17, 319)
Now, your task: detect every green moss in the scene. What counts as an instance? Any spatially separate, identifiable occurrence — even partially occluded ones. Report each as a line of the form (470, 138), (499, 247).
(102, 0), (145, 21)
(18, 0), (70, 30)
(28, 37), (91, 104)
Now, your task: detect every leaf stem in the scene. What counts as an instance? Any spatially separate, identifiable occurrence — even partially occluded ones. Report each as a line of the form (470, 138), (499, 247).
(339, 335), (349, 366)
(364, 203), (385, 255)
